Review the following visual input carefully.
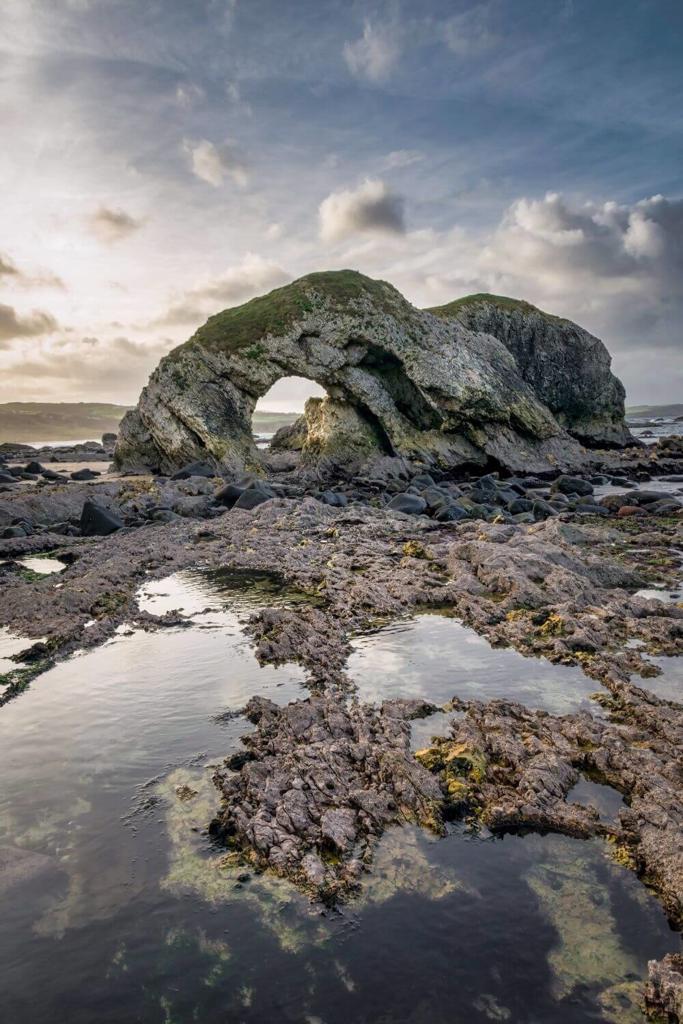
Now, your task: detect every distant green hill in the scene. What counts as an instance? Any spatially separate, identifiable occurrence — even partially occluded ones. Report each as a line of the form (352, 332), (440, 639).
(0, 402), (131, 442)
(251, 410), (299, 434)
(626, 403), (683, 419)
(0, 402), (300, 443)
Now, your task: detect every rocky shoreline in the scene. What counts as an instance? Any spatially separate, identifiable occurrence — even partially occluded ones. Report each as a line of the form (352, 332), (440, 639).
(1, 437), (682, 1019)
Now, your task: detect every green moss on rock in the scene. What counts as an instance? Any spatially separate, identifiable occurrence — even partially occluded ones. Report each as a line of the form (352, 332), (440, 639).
(427, 292), (568, 324)
(170, 270), (406, 359)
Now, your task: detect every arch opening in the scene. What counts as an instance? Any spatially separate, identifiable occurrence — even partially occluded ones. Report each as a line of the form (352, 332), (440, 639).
(252, 376), (325, 448)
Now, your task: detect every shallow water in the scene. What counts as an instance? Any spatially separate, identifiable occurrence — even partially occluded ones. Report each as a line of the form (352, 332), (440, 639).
(638, 654), (683, 703)
(348, 614), (600, 715)
(0, 568), (679, 1023)
(19, 555), (67, 575)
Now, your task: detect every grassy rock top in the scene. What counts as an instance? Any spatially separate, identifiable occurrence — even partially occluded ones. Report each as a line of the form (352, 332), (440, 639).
(427, 292), (569, 325)
(173, 270), (408, 358)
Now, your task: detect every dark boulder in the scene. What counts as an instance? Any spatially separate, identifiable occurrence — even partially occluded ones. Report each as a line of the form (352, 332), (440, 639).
(508, 497), (534, 514)
(171, 461), (217, 480)
(80, 499), (124, 536)
(71, 468), (101, 481)
(551, 475), (594, 497)
(434, 504), (469, 523)
(214, 482), (245, 508)
(387, 493), (428, 516)
(234, 484), (275, 511)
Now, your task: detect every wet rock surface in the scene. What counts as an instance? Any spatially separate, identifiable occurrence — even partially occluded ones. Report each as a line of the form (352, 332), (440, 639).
(646, 953), (683, 1021)
(212, 694), (442, 901)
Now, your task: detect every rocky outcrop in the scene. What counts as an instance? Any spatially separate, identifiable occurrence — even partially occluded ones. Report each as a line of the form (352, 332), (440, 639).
(115, 271), (631, 477)
(429, 293), (631, 447)
(211, 694), (443, 901)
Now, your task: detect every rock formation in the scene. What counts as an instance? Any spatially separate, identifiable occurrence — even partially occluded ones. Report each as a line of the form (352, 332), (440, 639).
(114, 270), (632, 476)
(429, 293), (630, 447)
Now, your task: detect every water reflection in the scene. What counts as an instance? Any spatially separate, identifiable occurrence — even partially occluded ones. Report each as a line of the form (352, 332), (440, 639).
(0, 568), (679, 1023)
(349, 614), (600, 715)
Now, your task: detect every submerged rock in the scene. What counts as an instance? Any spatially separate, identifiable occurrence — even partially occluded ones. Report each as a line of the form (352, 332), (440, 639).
(114, 270), (631, 477)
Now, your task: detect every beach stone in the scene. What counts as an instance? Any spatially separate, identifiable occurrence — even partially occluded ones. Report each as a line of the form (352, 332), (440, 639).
(387, 493), (428, 516)
(80, 499), (124, 536)
(551, 475), (594, 496)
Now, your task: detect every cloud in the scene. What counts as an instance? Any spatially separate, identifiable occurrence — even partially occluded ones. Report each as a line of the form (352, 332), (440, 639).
(479, 192), (683, 307)
(175, 82), (205, 108)
(184, 138), (249, 188)
(0, 252), (64, 289)
(319, 178), (405, 241)
(0, 253), (20, 279)
(87, 206), (143, 243)
(2, 335), (172, 403)
(381, 149), (424, 170)
(155, 254), (291, 326)
(0, 303), (59, 346)
(443, 4), (500, 57)
(343, 20), (401, 82)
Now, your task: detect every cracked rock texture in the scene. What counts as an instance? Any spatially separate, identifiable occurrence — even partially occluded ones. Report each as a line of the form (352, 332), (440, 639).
(212, 694), (442, 900)
(115, 271), (630, 476)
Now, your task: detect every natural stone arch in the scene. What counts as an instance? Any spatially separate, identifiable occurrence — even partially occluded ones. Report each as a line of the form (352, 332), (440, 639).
(114, 270), (627, 477)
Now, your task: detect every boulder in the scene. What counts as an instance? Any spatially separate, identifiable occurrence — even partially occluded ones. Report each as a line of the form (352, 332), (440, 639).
(387, 493), (428, 515)
(71, 468), (100, 481)
(214, 482), (245, 508)
(433, 293), (632, 447)
(80, 499), (124, 536)
(233, 484), (275, 511)
(551, 475), (594, 496)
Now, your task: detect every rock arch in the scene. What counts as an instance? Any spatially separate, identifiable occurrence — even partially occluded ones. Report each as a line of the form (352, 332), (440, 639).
(114, 271), (628, 477)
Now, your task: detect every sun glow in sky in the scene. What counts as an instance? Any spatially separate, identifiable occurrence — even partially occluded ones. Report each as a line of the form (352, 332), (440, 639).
(2, 0), (682, 409)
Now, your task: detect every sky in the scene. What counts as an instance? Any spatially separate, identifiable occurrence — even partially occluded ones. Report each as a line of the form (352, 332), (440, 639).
(1, 0), (682, 411)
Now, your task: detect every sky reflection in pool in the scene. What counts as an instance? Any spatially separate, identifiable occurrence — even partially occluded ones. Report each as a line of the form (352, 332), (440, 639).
(348, 614), (600, 715)
(0, 569), (679, 1023)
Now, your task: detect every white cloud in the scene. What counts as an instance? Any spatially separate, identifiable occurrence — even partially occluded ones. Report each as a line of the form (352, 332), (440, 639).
(319, 178), (405, 242)
(479, 191), (683, 305)
(156, 253), (290, 326)
(266, 222), (283, 240)
(381, 149), (424, 170)
(0, 251), (64, 289)
(343, 20), (401, 82)
(184, 138), (249, 188)
(87, 206), (144, 243)
(0, 253), (20, 279)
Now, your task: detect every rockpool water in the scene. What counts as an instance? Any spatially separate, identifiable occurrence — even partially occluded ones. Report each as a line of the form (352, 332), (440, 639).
(0, 567), (679, 1023)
